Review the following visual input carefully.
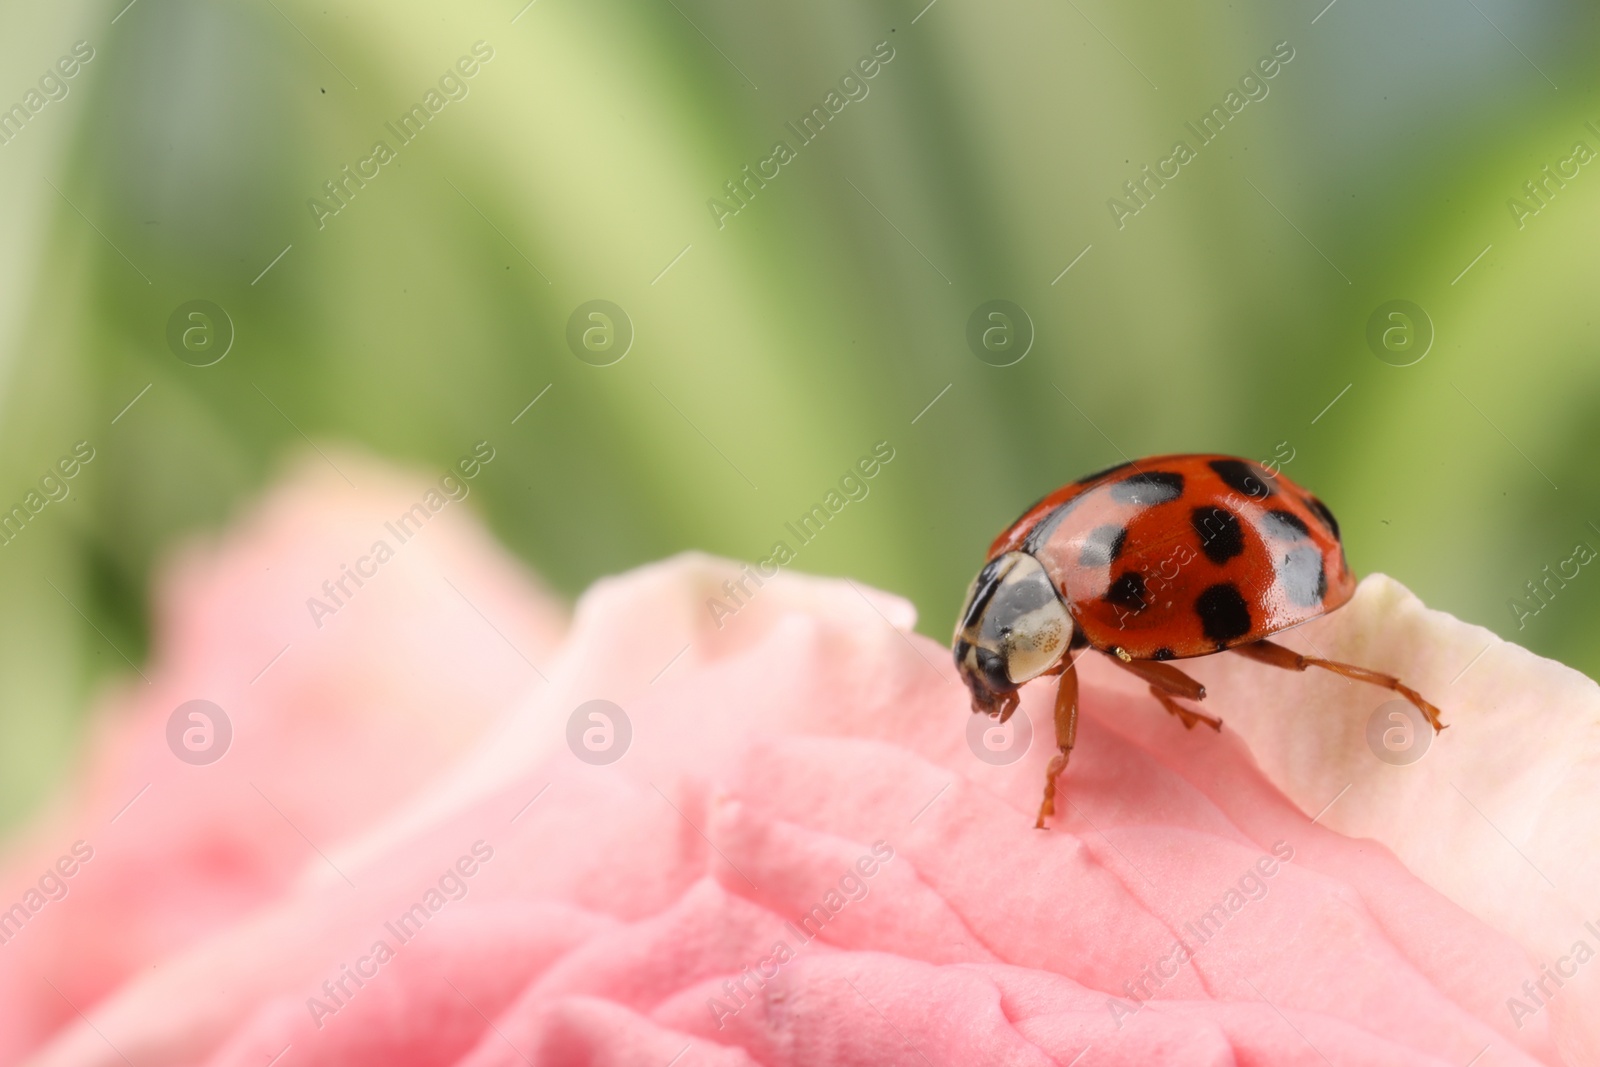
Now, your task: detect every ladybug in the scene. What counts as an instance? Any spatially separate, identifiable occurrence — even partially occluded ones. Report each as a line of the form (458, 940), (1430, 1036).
(952, 454), (1445, 828)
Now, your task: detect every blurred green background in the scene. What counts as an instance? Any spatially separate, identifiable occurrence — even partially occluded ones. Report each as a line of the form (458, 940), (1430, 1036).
(0, 0), (1597, 828)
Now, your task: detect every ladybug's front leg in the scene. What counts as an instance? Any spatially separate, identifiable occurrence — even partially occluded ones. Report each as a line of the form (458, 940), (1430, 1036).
(1035, 659), (1079, 830)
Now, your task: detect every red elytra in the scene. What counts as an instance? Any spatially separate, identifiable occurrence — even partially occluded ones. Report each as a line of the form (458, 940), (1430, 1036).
(952, 454), (1445, 829)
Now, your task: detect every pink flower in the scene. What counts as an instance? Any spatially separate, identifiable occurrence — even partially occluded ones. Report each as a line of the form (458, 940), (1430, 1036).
(10, 458), (1599, 1065)
(0, 455), (563, 1065)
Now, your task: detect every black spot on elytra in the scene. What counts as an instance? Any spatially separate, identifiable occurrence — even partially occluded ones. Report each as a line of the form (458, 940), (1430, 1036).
(1279, 545), (1328, 607)
(1109, 471), (1184, 507)
(1104, 571), (1148, 613)
(1305, 495), (1341, 540)
(1195, 583), (1253, 645)
(1262, 509), (1311, 541)
(1075, 460), (1134, 486)
(1151, 646), (1176, 661)
(1208, 458), (1275, 500)
(1191, 506), (1245, 564)
(1078, 524), (1127, 568)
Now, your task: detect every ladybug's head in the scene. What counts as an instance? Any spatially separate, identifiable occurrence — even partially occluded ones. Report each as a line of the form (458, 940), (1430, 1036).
(952, 551), (1074, 721)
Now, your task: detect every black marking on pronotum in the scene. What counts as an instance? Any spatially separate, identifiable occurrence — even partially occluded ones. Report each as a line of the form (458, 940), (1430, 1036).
(1208, 458), (1275, 500)
(1151, 646), (1176, 661)
(988, 562), (1058, 621)
(1108, 471), (1184, 507)
(960, 557), (1006, 632)
(1262, 509), (1311, 541)
(1195, 582), (1252, 645)
(1104, 571), (1149, 612)
(1191, 506), (1245, 564)
(1305, 494), (1341, 540)
(1078, 524), (1128, 568)
(1279, 545), (1328, 607)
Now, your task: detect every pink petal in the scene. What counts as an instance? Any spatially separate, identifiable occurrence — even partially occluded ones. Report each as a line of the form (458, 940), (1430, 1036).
(1164, 575), (1600, 1063)
(14, 493), (1588, 1065)
(0, 453), (562, 1063)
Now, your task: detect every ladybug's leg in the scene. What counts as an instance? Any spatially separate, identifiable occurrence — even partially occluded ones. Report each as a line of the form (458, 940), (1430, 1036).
(1106, 655), (1222, 732)
(1035, 659), (1079, 830)
(1146, 686), (1224, 732)
(1234, 639), (1446, 733)
(1107, 657), (1206, 700)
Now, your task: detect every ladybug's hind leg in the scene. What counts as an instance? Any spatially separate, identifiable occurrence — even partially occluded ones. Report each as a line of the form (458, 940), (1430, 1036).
(1035, 660), (1079, 830)
(1106, 654), (1223, 732)
(1234, 638), (1446, 732)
